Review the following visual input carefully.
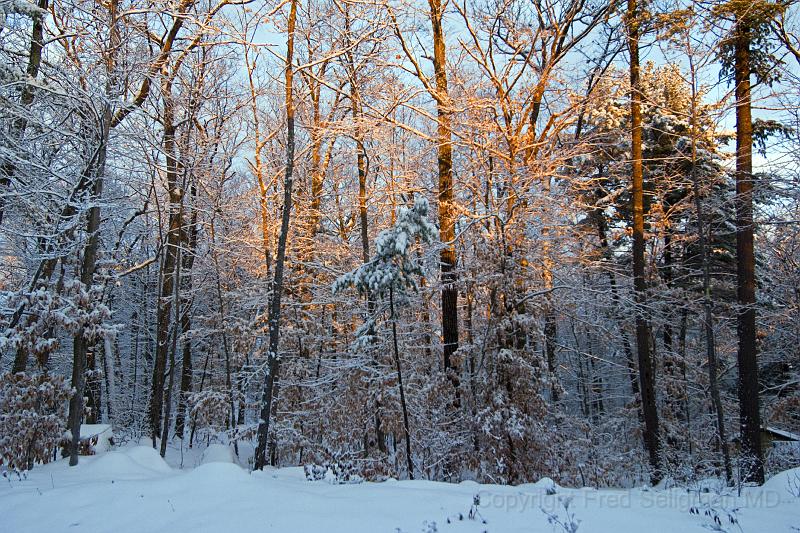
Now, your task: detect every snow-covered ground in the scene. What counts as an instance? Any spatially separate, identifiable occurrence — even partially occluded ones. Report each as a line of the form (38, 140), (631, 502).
(2, 443), (799, 533)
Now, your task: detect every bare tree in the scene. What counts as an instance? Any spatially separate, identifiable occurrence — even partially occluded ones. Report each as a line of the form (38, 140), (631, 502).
(254, 0), (299, 470)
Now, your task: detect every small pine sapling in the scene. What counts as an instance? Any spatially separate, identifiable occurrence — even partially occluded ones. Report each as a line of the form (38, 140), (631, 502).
(334, 197), (437, 480)
(333, 196), (437, 299)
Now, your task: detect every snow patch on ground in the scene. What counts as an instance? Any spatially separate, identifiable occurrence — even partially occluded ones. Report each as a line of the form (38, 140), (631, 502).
(199, 443), (235, 465)
(2, 444), (799, 532)
(762, 466), (800, 496)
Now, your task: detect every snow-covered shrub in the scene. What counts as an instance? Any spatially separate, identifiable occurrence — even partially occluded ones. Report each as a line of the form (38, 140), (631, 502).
(0, 281), (115, 370)
(303, 463), (327, 481)
(0, 289), (64, 368)
(0, 372), (71, 473)
(188, 390), (230, 439)
(765, 397), (800, 475)
(471, 346), (557, 485)
(303, 461), (363, 484)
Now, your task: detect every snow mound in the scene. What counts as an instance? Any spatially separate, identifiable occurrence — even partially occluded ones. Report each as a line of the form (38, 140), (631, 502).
(762, 466), (800, 492)
(518, 476), (559, 493)
(123, 446), (173, 474)
(532, 476), (556, 488)
(187, 461), (248, 483)
(86, 446), (171, 478)
(200, 444), (235, 465)
(86, 451), (146, 478)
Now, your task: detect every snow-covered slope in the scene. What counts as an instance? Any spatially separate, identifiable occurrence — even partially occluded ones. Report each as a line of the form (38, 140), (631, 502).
(2, 446), (798, 533)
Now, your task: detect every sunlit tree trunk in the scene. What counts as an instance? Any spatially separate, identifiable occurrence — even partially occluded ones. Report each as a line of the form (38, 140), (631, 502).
(428, 0), (460, 397)
(627, 0), (661, 484)
(733, 14), (764, 485)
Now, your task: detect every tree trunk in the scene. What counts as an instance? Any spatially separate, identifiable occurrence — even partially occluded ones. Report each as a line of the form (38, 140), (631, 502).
(254, 0), (297, 470)
(103, 335), (116, 422)
(149, 84), (184, 446)
(428, 0), (459, 396)
(308, 73), (325, 238)
(85, 349), (101, 424)
(68, 106), (110, 466)
(211, 219), (237, 432)
(627, 0), (662, 484)
(0, 0), (49, 226)
(160, 248), (182, 458)
(390, 287), (414, 479)
(733, 15), (764, 485)
(593, 205), (639, 399)
(662, 235), (674, 359)
(688, 51), (733, 484)
(174, 190), (198, 440)
(542, 175), (559, 402)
